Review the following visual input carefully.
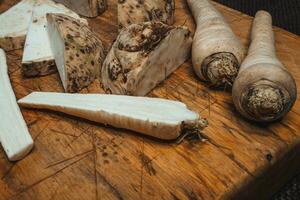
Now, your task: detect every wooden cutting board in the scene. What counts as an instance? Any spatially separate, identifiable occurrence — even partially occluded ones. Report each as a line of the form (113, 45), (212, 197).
(0, 0), (300, 199)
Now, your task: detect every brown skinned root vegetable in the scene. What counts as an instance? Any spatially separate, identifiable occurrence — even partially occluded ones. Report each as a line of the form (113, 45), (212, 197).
(0, 49), (34, 161)
(53, 0), (107, 18)
(22, 0), (87, 77)
(118, 0), (175, 30)
(18, 92), (208, 140)
(187, 0), (245, 87)
(232, 11), (297, 122)
(101, 21), (192, 96)
(0, 0), (36, 51)
(46, 14), (105, 93)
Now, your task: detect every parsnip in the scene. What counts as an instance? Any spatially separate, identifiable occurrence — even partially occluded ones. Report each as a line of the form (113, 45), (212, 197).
(0, 0), (36, 51)
(18, 92), (207, 140)
(0, 49), (34, 161)
(232, 11), (297, 122)
(187, 0), (245, 87)
(118, 0), (175, 30)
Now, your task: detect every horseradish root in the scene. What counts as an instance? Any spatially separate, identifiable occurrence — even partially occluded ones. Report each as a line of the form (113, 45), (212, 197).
(101, 21), (192, 96)
(118, 0), (175, 30)
(0, 0), (36, 51)
(53, 0), (107, 17)
(47, 14), (105, 93)
(187, 0), (245, 87)
(18, 92), (208, 140)
(22, 0), (87, 77)
(232, 11), (297, 122)
(0, 49), (34, 161)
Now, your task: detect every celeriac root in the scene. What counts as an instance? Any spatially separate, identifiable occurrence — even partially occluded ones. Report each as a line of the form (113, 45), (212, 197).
(232, 11), (297, 122)
(47, 14), (105, 93)
(53, 0), (107, 17)
(118, 0), (175, 30)
(101, 21), (192, 96)
(187, 0), (245, 87)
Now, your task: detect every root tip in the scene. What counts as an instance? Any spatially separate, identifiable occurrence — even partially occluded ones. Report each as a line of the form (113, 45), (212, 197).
(242, 84), (288, 121)
(202, 52), (239, 87)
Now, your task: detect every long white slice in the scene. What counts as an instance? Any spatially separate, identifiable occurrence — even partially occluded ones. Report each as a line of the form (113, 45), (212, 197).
(18, 92), (207, 140)
(22, 0), (88, 77)
(0, 0), (36, 51)
(0, 49), (34, 161)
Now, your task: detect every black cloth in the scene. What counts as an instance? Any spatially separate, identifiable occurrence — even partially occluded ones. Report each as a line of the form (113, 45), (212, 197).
(272, 172), (300, 200)
(213, 0), (300, 35)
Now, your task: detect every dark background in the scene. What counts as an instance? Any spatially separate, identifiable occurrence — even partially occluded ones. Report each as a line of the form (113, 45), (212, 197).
(214, 0), (300, 35)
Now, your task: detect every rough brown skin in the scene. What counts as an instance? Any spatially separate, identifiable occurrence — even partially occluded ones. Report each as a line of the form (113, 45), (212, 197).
(47, 14), (105, 93)
(53, 0), (107, 17)
(0, 36), (26, 51)
(201, 52), (239, 86)
(101, 21), (192, 96)
(22, 59), (56, 77)
(118, 0), (175, 30)
(187, 0), (245, 88)
(232, 11), (297, 122)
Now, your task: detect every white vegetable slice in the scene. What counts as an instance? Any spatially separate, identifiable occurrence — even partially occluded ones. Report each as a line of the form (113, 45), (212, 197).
(18, 92), (207, 140)
(21, 0), (87, 77)
(0, 49), (34, 161)
(0, 0), (36, 51)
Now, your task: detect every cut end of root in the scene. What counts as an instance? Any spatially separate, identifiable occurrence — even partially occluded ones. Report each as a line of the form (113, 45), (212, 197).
(202, 52), (239, 87)
(242, 84), (288, 122)
(176, 118), (208, 144)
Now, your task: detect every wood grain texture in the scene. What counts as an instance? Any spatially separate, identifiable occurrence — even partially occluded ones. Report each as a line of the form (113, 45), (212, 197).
(0, 0), (299, 199)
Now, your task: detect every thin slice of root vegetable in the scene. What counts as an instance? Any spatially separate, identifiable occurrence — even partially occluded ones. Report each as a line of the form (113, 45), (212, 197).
(232, 11), (297, 122)
(0, 49), (34, 161)
(18, 92), (208, 140)
(0, 0), (36, 51)
(187, 0), (245, 87)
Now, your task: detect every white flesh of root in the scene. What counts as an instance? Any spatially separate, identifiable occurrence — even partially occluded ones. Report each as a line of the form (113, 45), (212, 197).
(18, 92), (208, 140)
(0, 0), (36, 51)
(101, 21), (192, 96)
(53, 0), (107, 18)
(0, 49), (34, 161)
(118, 0), (175, 30)
(232, 11), (297, 122)
(187, 0), (245, 87)
(21, 0), (87, 77)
